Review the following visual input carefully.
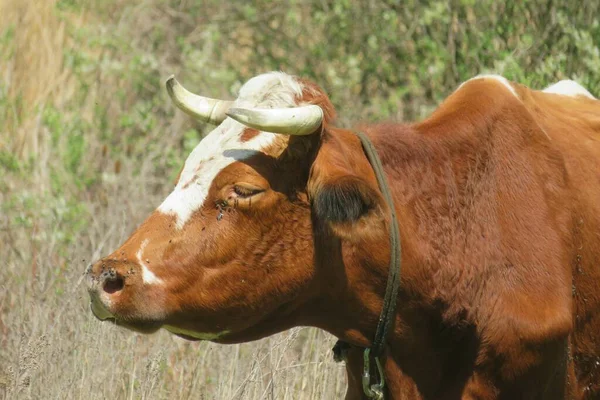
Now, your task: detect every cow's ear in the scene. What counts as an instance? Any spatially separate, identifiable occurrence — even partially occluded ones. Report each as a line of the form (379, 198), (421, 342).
(307, 131), (384, 235)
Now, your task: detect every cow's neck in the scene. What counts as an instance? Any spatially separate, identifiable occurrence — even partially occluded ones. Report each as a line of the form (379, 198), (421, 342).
(310, 126), (482, 398)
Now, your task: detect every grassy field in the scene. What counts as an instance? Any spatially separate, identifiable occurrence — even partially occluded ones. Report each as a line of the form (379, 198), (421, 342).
(1, 0), (598, 398)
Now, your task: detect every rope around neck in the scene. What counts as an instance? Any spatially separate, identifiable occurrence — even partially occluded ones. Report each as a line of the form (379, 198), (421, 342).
(333, 131), (402, 399)
(355, 131), (402, 359)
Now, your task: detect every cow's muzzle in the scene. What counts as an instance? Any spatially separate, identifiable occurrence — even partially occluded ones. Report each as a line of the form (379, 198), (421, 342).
(86, 259), (128, 321)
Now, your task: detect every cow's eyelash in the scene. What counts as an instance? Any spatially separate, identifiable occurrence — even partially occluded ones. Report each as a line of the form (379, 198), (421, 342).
(233, 185), (263, 198)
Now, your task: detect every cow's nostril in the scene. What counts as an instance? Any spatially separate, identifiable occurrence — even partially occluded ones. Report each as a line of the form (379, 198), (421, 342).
(103, 276), (124, 294)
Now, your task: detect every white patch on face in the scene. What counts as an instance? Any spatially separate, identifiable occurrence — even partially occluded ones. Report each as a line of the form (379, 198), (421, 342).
(164, 325), (230, 340)
(543, 80), (595, 99)
(158, 72), (304, 228)
(137, 239), (163, 284)
(458, 74), (519, 98)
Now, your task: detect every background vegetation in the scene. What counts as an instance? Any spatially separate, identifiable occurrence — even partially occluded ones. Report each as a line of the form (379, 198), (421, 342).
(1, 0), (598, 398)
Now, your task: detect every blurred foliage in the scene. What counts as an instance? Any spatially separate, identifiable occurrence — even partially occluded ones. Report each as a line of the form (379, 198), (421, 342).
(142, 0), (600, 120)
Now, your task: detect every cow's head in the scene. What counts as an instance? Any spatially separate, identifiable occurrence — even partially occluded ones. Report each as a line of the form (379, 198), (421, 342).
(86, 72), (386, 343)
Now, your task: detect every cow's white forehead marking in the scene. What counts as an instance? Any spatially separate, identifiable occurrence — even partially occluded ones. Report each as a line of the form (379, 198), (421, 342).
(137, 239), (163, 284)
(458, 74), (519, 98)
(158, 72), (304, 228)
(543, 80), (595, 99)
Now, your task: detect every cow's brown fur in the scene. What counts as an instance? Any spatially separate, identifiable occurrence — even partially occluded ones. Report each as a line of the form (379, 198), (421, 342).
(87, 75), (600, 399)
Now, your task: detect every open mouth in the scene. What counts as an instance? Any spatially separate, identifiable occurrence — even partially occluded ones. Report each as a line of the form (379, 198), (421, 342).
(89, 297), (115, 321)
(89, 302), (162, 333)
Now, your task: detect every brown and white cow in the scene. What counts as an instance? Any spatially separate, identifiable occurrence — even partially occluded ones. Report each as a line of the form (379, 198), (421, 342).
(86, 72), (600, 399)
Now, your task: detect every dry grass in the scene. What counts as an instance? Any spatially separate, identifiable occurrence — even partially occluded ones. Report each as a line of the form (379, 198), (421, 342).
(0, 0), (346, 398)
(0, 0), (77, 157)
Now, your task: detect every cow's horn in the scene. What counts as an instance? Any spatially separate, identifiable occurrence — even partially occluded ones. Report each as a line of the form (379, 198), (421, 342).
(225, 105), (323, 135)
(166, 75), (232, 125)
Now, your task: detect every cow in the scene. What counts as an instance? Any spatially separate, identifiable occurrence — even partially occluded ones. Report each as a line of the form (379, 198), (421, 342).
(86, 71), (600, 399)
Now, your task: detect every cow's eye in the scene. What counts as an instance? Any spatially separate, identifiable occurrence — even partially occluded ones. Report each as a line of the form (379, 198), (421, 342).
(233, 185), (264, 198)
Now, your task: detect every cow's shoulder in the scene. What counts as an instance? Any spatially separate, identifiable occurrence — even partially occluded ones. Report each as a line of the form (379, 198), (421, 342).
(456, 74), (520, 99)
(416, 74), (531, 142)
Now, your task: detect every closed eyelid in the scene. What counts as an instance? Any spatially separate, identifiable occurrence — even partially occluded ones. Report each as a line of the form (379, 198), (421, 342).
(233, 184), (265, 197)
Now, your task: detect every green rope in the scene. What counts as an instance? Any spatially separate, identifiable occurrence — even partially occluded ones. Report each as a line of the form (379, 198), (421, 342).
(354, 131), (402, 399)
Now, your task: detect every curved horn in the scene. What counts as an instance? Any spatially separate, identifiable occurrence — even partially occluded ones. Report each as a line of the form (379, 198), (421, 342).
(226, 105), (323, 136)
(165, 75), (233, 125)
